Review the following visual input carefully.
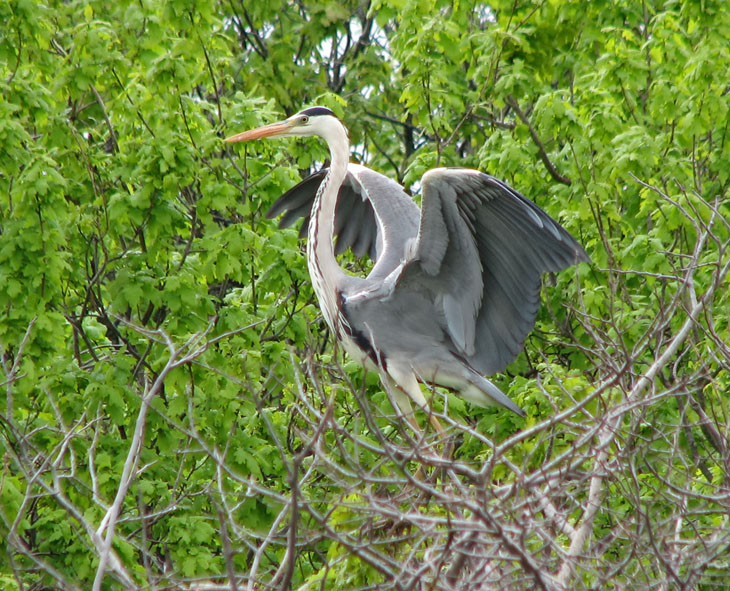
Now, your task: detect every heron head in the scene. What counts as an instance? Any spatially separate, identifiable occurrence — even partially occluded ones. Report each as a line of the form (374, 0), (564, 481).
(224, 106), (340, 143)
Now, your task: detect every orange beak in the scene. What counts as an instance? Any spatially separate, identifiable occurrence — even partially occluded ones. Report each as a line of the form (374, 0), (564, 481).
(224, 120), (295, 143)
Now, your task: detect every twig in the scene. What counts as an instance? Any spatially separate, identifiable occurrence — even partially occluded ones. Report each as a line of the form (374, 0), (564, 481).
(506, 95), (572, 186)
(93, 321), (220, 590)
(555, 177), (729, 585)
(2, 317), (37, 421)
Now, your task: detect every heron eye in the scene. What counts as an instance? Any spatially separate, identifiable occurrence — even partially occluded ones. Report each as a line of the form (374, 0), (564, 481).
(301, 115), (309, 124)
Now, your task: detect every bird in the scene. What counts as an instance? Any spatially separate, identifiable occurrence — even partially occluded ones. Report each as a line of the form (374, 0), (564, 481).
(225, 106), (589, 433)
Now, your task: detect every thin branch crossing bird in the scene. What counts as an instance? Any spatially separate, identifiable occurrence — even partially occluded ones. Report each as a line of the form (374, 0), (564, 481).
(225, 106), (589, 433)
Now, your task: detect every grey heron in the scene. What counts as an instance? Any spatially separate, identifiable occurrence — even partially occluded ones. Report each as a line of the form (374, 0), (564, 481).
(225, 106), (589, 432)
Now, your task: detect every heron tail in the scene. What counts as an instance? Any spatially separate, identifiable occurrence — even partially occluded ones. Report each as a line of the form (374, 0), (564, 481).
(459, 372), (525, 417)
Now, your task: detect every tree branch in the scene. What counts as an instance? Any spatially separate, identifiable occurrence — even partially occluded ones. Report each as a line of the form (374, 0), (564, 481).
(506, 95), (572, 186)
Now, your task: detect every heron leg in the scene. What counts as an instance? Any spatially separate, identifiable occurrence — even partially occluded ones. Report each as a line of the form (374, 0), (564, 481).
(382, 363), (445, 437)
(379, 371), (423, 437)
(380, 365), (455, 490)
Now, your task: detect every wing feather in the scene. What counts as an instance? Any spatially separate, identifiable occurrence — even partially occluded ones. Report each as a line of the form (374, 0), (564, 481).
(334, 194), (363, 255)
(266, 170), (326, 223)
(400, 168), (589, 374)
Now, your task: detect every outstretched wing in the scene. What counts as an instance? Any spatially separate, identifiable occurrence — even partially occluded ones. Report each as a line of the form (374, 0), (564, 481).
(266, 169), (327, 239)
(400, 168), (589, 375)
(266, 163), (420, 279)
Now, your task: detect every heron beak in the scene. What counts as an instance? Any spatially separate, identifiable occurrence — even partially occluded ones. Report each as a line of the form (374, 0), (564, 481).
(224, 119), (295, 143)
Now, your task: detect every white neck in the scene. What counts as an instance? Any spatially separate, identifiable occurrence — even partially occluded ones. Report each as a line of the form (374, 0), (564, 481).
(306, 117), (350, 331)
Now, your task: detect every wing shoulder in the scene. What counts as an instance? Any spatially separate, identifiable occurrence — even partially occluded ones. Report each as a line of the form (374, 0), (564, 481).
(266, 164), (421, 270)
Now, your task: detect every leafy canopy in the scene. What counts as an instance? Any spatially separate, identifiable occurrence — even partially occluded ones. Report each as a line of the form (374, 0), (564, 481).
(1, 1), (729, 590)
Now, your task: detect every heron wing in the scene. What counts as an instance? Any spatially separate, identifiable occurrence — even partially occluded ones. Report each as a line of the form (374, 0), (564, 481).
(266, 169), (326, 239)
(266, 163), (420, 276)
(402, 167), (589, 375)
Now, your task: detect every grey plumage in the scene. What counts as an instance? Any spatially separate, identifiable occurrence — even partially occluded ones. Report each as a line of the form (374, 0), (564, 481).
(269, 165), (588, 380)
(226, 108), (589, 424)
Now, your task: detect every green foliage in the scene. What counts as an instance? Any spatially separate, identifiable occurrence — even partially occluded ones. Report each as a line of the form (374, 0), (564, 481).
(1, 0), (729, 590)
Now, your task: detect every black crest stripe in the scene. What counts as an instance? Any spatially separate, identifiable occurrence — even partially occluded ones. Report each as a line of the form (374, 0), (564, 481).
(300, 106), (336, 118)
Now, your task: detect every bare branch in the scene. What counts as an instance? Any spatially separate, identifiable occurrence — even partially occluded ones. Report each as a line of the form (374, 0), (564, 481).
(506, 95), (572, 186)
